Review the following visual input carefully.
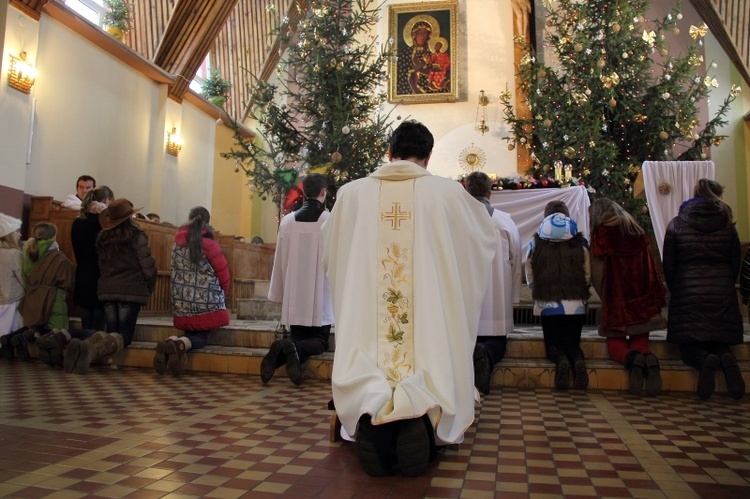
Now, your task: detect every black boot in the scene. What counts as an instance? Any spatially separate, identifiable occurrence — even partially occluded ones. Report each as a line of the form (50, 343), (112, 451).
(1, 327), (28, 361)
(643, 353), (661, 396)
(572, 349), (589, 390)
(624, 350), (645, 395)
(554, 353), (571, 390)
(11, 328), (39, 362)
(473, 343), (492, 396)
(356, 415), (395, 476)
(697, 354), (720, 400)
(720, 352), (745, 400)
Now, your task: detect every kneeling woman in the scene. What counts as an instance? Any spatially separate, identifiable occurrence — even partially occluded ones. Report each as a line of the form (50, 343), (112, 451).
(153, 207), (230, 376)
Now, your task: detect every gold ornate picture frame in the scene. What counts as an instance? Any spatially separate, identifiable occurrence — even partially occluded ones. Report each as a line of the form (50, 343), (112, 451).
(388, 1), (458, 104)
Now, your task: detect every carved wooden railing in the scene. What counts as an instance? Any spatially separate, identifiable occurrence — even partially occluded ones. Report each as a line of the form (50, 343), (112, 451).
(692, 0), (750, 87)
(28, 196), (275, 314)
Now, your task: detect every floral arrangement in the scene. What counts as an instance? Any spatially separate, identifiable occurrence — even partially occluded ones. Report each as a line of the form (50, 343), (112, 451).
(457, 173), (587, 190)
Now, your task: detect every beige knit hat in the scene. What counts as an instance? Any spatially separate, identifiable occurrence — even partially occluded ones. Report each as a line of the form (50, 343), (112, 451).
(0, 213), (22, 238)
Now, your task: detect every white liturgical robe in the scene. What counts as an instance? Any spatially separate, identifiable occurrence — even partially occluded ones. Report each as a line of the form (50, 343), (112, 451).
(268, 211), (334, 327)
(322, 160), (496, 444)
(478, 209), (522, 336)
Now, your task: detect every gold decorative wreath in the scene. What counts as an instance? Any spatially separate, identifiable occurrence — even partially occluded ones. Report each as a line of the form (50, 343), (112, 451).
(658, 182), (672, 195)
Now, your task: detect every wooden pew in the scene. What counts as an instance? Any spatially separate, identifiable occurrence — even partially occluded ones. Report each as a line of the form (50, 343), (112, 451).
(28, 196), (274, 314)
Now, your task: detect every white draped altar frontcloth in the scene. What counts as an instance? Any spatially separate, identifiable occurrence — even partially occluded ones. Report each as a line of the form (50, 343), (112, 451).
(641, 161), (714, 258)
(490, 185), (591, 251)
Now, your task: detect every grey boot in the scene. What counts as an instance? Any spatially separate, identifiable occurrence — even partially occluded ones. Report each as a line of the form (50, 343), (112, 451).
(73, 331), (112, 374)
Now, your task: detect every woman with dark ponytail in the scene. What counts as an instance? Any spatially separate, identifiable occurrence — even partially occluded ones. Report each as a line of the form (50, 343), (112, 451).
(154, 206), (230, 376)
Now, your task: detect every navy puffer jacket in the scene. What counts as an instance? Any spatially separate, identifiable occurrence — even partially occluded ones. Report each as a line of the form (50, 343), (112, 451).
(663, 197), (742, 344)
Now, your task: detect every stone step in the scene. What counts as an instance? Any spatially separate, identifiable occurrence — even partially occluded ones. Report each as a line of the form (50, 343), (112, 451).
(57, 316), (750, 395)
(114, 341), (750, 395)
(235, 298), (281, 321)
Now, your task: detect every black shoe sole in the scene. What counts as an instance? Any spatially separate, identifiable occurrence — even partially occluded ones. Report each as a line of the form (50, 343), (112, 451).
(721, 353), (745, 400)
(282, 339), (302, 385)
(356, 416), (393, 476)
(396, 418), (431, 477)
(644, 353), (661, 396)
(261, 340), (283, 383)
(573, 358), (589, 390)
(628, 353), (645, 395)
(697, 354), (720, 400)
(554, 357), (571, 390)
(473, 344), (492, 395)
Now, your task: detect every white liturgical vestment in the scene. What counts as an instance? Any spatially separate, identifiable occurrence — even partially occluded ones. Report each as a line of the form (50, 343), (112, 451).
(479, 209), (522, 336)
(322, 160), (497, 444)
(268, 211), (333, 327)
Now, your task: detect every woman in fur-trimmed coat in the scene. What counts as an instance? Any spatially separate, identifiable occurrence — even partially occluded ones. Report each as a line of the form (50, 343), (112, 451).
(153, 206), (230, 376)
(590, 199), (666, 396)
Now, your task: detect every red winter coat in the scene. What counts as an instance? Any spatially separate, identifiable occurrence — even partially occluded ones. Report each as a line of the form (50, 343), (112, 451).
(171, 227), (231, 331)
(591, 224), (666, 336)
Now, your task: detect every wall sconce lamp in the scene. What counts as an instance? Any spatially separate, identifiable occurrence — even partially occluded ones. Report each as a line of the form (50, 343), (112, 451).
(7, 52), (37, 94)
(166, 127), (183, 156)
(475, 90), (489, 135)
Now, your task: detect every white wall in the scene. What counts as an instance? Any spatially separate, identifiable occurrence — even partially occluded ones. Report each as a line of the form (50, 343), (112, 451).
(0, 7), (38, 190)
(0, 5), (220, 226)
(704, 34), (750, 239)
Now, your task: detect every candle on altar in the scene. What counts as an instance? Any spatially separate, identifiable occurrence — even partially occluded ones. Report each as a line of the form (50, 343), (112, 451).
(564, 164), (573, 182)
(554, 160), (563, 181)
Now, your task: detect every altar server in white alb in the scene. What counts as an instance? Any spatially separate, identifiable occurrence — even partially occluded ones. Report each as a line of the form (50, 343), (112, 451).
(322, 120), (496, 477)
(463, 171), (522, 395)
(263, 173), (334, 385)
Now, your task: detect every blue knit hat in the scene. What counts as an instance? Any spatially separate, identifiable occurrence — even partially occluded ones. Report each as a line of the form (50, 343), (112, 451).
(538, 212), (577, 241)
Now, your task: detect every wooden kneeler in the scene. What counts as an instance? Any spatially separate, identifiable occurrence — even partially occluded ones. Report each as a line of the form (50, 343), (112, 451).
(328, 399), (342, 442)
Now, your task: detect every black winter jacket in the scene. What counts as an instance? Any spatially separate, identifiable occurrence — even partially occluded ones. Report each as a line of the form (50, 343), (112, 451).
(663, 197), (743, 344)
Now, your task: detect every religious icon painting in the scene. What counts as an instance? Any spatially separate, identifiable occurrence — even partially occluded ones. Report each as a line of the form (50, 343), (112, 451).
(388, 1), (459, 104)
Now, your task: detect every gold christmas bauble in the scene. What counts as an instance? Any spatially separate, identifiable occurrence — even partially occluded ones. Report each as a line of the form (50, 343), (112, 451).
(538, 69), (547, 79)
(543, 119), (552, 128)
(574, 43), (583, 52)
(673, 27), (680, 35)
(612, 23), (621, 32)
(331, 151), (342, 163)
(507, 143), (515, 151)
(660, 48), (669, 57)
(659, 131), (669, 140)
(609, 98), (617, 108)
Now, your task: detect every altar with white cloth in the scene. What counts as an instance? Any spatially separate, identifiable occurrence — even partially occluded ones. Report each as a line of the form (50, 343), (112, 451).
(639, 160), (715, 258)
(489, 185), (591, 248)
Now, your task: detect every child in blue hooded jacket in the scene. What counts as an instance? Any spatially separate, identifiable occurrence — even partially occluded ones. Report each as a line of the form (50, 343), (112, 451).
(526, 201), (591, 390)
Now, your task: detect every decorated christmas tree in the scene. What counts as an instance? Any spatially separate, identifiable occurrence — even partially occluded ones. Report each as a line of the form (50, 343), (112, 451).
(500, 0), (741, 225)
(222, 0), (395, 213)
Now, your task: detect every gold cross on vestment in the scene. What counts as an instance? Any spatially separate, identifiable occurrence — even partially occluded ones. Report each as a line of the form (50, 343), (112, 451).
(381, 202), (411, 230)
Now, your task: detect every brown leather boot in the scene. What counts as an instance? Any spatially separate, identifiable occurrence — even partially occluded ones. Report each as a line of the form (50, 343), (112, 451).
(166, 339), (188, 376)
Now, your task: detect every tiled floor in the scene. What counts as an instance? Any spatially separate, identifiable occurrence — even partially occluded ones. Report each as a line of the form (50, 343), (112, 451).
(1, 362), (749, 498)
